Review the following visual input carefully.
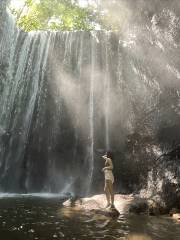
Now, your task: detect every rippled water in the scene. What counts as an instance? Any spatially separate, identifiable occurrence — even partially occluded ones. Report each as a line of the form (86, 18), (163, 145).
(0, 195), (180, 240)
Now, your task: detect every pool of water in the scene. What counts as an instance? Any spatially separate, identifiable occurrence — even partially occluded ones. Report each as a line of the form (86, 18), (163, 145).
(0, 195), (180, 240)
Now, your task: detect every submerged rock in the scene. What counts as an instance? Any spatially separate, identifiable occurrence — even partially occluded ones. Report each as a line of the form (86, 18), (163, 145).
(90, 207), (120, 218)
(129, 198), (148, 214)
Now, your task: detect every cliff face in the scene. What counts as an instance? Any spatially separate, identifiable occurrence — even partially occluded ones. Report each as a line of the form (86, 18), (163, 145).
(140, 146), (180, 213)
(0, 1), (180, 197)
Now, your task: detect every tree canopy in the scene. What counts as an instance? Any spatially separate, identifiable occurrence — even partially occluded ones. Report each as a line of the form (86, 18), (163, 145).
(9, 0), (100, 31)
(8, 0), (123, 32)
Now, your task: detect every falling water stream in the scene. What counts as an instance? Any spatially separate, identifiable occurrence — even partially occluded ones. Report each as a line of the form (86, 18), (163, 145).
(88, 32), (95, 194)
(104, 33), (110, 150)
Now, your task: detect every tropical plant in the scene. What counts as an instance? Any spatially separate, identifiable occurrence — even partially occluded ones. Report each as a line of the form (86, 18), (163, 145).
(9, 0), (96, 31)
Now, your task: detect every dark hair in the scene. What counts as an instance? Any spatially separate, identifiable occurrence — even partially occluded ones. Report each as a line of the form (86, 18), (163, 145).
(106, 150), (113, 160)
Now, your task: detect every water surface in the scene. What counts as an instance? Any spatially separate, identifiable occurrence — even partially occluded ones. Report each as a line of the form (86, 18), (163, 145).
(0, 195), (180, 240)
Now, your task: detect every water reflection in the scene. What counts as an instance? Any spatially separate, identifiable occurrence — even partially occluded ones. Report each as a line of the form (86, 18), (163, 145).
(0, 197), (179, 240)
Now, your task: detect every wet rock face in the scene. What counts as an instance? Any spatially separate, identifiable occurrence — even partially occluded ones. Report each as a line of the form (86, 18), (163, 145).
(0, 0), (6, 23)
(141, 146), (180, 214)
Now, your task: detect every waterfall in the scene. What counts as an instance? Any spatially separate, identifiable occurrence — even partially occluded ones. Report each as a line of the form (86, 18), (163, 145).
(104, 33), (110, 150)
(1, 3), (180, 194)
(0, 10), (53, 191)
(86, 32), (95, 194)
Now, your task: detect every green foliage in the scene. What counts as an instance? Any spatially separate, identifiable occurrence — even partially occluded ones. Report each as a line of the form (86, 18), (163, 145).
(9, 0), (124, 32)
(9, 0), (95, 32)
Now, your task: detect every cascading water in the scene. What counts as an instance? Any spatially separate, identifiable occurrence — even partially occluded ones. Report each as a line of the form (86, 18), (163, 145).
(87, 32), (95, 194)
(0, 11), (52, 191)
(1, 1), (180, 195)
(104, 33), (110, 150)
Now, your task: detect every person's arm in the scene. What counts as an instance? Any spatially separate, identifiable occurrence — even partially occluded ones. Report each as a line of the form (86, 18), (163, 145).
(102, 158), (113, 171)
(104, 166), (113, 170)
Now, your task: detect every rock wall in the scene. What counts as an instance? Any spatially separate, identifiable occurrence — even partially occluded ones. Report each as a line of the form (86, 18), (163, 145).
(0, 1), (180, 197)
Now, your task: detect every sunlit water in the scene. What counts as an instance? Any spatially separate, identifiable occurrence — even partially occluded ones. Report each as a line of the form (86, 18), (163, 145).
(0, 195), (180, 240)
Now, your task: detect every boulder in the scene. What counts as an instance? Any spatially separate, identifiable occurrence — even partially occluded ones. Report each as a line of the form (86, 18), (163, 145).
(62, 194), (146, 217)
(169, 207), (180, 216)
(172, 213), (180, 221)
(140, 147), (180, 214)
(129, 198), (148, 214)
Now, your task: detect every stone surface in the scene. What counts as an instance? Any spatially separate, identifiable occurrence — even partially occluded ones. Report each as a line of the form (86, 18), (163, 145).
(172, 213), (180, 221)
(62, 194), (149, 217)
(63, 193), (180, 217)
(126, 234), (152, 240)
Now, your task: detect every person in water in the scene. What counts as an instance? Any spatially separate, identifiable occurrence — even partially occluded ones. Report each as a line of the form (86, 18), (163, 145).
(102, 151), (115, 208)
